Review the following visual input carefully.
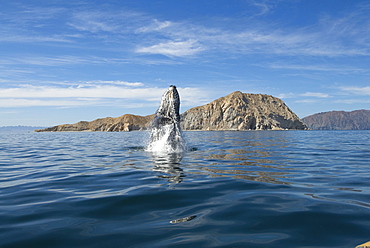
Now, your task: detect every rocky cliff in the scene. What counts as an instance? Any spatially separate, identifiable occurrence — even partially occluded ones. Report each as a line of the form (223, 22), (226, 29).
(35, 114), (154, 132)
(35, 91), (307, 132)
(181, 91), (307, 130)
(302, 110), (370, 130)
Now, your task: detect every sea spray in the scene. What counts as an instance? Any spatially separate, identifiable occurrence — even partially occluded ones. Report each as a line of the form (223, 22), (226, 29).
(147, 123), (186, 153)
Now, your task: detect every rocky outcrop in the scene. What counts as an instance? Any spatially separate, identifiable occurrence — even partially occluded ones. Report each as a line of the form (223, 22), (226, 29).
(302, 110), (370, 130)
(35, 114), (154, 132)
(35, 91), (307, 132)
(180, 91), (307, 130)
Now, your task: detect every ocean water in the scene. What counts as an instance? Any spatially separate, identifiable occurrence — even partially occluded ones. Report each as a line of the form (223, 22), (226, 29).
(0, 130), (369, 248)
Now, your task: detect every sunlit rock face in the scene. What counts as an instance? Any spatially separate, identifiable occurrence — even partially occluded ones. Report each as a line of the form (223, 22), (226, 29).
(35, 114), (154, 132)
(181, 91), (307, 131)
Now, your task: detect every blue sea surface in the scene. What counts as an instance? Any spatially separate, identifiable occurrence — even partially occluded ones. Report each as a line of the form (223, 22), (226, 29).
(0, 130), (369, 247)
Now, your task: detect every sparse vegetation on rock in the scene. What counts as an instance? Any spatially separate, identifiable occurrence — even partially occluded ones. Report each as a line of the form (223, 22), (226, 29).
(181, 91), (307, 130)
(35, 114), (154, 132)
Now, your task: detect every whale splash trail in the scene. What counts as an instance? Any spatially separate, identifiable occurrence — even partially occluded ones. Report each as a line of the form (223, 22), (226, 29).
(147, 85), (186, 153)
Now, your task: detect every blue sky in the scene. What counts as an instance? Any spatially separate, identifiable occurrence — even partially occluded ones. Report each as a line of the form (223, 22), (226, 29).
(1, 0), (369, 126)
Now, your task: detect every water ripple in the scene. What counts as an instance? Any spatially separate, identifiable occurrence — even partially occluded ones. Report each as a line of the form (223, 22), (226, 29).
(0, 131), (370, 247)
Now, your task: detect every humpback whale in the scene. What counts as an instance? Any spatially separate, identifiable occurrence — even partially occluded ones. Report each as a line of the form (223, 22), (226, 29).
(147, 85), (186, 153)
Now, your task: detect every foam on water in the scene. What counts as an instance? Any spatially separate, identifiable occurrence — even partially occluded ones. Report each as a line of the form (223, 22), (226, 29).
(146, 123), (186, 154)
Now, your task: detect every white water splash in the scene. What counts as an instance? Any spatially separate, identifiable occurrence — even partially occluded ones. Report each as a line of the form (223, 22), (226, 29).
(146, 123), (186, 154)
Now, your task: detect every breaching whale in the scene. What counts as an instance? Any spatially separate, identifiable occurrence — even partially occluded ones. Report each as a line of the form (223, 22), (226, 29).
(147, 85), (186, 153)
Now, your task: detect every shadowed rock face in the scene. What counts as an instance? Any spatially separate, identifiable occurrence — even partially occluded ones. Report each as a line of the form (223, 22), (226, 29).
(35, 91), (307, 132)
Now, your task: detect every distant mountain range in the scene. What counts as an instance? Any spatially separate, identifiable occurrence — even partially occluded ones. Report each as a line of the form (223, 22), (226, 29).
(4, 104), (369, 132)
(302, 110), (370, 130)
(0, 126), (46, 133)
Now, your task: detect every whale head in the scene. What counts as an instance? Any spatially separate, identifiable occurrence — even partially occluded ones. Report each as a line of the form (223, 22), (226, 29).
(153, 85), (180, 126)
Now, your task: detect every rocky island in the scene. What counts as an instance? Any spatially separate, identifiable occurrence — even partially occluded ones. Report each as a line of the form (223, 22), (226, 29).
(35, 91), (307, 132)
(35, 114), (154, 132)
(181, 91), (306, 130)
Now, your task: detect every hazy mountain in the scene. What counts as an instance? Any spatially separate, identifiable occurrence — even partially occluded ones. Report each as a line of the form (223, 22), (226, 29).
(0, 126), (46, 133)
(302, 110), (370, 130)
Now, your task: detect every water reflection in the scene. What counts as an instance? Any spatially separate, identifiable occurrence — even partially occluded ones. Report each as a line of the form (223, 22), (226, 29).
(198, 166), (290, 184)
(185, 131), (293, 185)
(150, 152), (185, 183)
